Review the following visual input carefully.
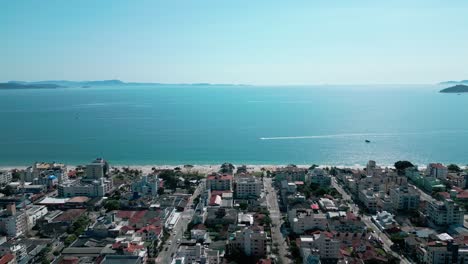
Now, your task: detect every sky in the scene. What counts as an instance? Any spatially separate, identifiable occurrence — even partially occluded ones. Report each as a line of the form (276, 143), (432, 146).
(1, 0), (468, 85)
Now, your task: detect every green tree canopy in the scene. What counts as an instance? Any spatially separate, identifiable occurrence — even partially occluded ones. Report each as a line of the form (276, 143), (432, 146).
(394, 160), (414, 175)
(448, 164), (461, 172)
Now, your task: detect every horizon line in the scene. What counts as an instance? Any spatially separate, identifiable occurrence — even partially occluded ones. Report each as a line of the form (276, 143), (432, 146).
(1, 79), (457, 86)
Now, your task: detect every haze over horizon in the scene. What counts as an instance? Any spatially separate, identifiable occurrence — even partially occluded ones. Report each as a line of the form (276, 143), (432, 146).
(1, 0), (468, 85)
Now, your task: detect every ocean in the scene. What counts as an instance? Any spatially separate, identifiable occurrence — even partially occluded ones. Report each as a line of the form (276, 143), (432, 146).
(1, 84), (467, 167)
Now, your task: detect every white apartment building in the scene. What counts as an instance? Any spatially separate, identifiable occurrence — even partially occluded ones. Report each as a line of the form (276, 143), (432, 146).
(427, 163), (448, 180)
(419, 241), (468, 264)
(288, 208), (328, 234)
(234, 175), (262, 198)
(359, 189), (378, 213)
(0, 171), (12, 185)
(0, 204), (27, 237)
(132, 175), (159, 197)
(58, 158), (113, 198)
(426, 199), (464, 226)
(207, 174), (233, 191)
(58, 178), (112, 198)
(26, 205), (48, 228)
(26, 162), (68, 183)
(229, 226), (268, 257)
(299, 234), (341, 260)
(389, 185), (420, 211)
(85, 158), (109, 179)
(307, 168), (331, 187)
(175, 244), (220, 264)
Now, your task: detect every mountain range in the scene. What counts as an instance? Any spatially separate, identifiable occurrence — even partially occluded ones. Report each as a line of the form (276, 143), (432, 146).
(0, 80), (247, 89)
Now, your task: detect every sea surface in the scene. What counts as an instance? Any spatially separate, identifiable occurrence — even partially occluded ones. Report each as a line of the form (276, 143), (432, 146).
(1, 84), (467, 167)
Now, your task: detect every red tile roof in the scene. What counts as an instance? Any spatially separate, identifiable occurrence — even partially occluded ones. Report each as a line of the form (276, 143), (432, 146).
(438, 192), (450, 199)
(429, 163), (447, 169)
(112, 242), (145, 253)
(59, 257), (79, 264)
(66, 196), (90, 203)
(207, 174), (233, 180)
(137, 225), (162, 235)
(53, 209), (86, 222)
(129, 210), (147, 224)
(0, 253), (15, 264)
(457, 191), (468, 199)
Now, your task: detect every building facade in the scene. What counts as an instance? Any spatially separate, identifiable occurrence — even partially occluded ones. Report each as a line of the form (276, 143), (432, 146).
(389, 185), (420, 211)
(234, 175), (262, 198)
(426, 199), (464, 226)
(229, 226), (268, 257)
(207, 174), (233, 191)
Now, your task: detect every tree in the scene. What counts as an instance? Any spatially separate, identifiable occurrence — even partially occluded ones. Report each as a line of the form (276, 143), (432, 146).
(220, 163), (235, 174)
(1, 185), (14, 196)
(448, 164), (461, 172)
(157, 187), (165, 195)
(239, 203), (248, 211)
(309, 164), (319, 170)
(104, 199), (120, 211)
(11, 170), (21, 181)
(394, 160), (414, 175)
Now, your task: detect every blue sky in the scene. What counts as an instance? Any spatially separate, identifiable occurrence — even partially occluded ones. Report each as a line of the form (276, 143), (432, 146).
(1, 0), (468, 84)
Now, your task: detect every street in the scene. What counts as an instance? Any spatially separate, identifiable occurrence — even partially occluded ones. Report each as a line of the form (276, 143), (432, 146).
(156, 180), (205, 263)
(264, 177), (290, 264)
(331, 177), (411, 264)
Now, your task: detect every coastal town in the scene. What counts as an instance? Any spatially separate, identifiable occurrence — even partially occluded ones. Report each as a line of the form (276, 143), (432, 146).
(0, 159), (467, 264)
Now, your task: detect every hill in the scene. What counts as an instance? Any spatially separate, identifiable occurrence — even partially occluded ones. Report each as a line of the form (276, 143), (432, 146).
(0, 82), (62, 89)
(440, 84), (468, 93)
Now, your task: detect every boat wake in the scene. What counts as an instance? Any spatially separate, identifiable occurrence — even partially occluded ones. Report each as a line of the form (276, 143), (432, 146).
(259, 130), (468, 140)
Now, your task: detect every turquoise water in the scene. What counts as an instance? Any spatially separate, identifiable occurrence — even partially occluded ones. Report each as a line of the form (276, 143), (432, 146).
(1, 85), (467, 166)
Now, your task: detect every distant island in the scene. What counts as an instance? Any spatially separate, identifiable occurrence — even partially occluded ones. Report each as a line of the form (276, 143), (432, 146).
(0, 80), (248, 90)
(440, 84), (468, 93)
(0, 82), (63, 89)
(438, 80), (468, 85)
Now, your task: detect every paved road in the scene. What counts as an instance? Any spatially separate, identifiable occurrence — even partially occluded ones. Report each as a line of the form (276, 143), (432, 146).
(331, 177), (411, 264)
(157, 180), (205, 263)
(264, 177), (290, 264)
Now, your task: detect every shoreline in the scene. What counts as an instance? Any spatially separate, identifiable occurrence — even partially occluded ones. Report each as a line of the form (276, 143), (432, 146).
(1, 163), (466, 173)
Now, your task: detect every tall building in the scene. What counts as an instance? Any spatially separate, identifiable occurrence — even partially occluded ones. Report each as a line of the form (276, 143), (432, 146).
(0, 170), (12, 185)
(58, 158), (113, 198)
(229, 226), (268, 257)
(175, 244), (220, 264)
(389, 185), (420, 211)
(366, 160), (378, 176)
(307, 168), (331, 187)
(26, 162), (68, 183)
(58, 178), (112, 198)
(274, 166), (307, 182)
(85, 158), (109, 180)
(427, 163), (448, 180)
(299, 234), (341, 260)
(207, 174), (233, 191)
(0, 204), (27, 237)
(288, 207), (328, 234)
(420, 241), (468, 264)
(132, 175), (159, 197)
(426, 199), (464, 226)
(234, 174), (262, 199)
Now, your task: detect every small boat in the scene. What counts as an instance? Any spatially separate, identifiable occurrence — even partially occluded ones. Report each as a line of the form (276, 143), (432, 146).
(365, 140), (371, 143)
